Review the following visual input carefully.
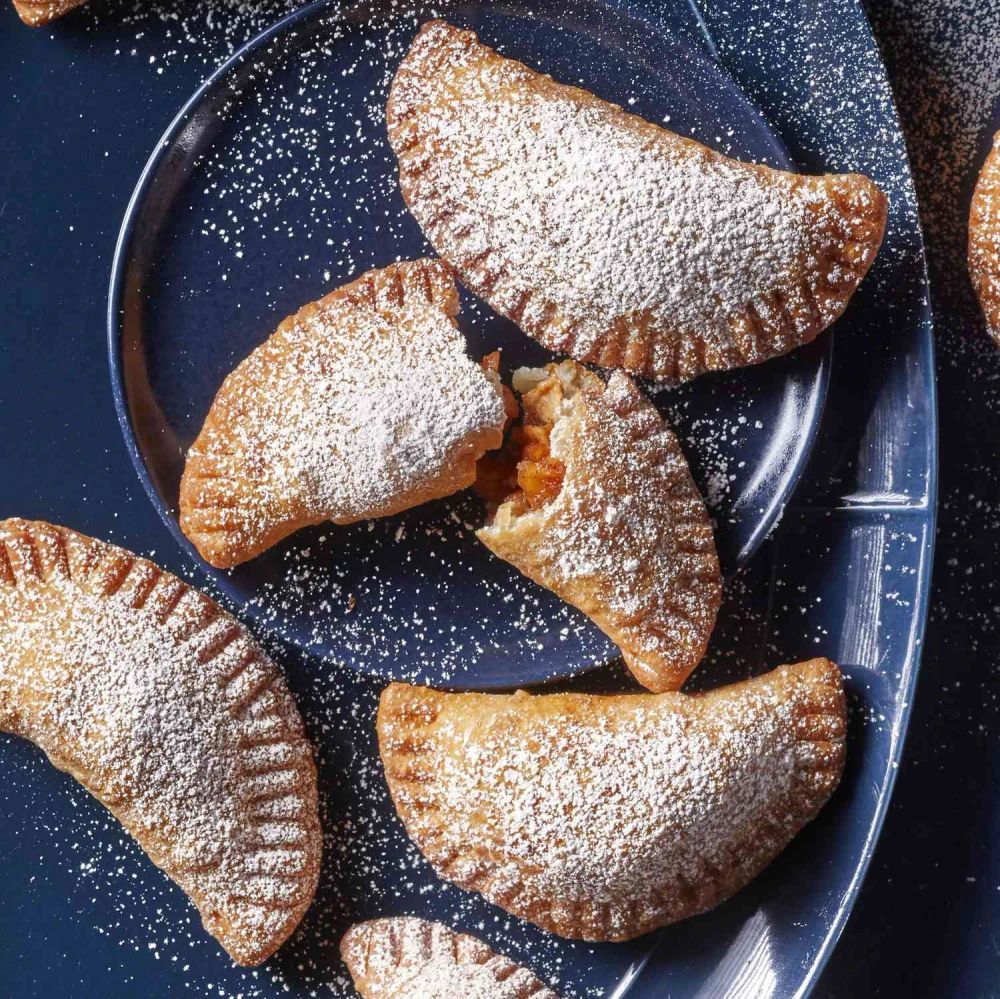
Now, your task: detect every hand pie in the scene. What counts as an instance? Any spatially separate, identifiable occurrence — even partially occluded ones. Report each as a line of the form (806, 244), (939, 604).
(180, 259), (508, 568)
(475, 360), (721, 692)
(378, 658), (846, 942)
(12, 0), (86, 25)
(341, 917), (561, 998)
(0, 518), (321, 965)
(387, 21), (888, 383)
(970, 131), (1000, 344)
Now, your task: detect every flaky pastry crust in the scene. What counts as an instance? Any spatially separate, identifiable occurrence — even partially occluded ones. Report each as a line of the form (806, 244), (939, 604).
(477, 360), (721, 692)
(970, 131), (1000, 344)
(378, 659), (846, 942)
(180, 259), (507, 568)
(340, 917), (561, 998)
(0, 518), (321, 965)
(387, 21), (888, 383)
(12, 0), (85, 25)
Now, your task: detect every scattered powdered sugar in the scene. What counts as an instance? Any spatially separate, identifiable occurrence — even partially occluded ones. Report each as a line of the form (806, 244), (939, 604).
(98, 0), (311, 68)
(807, 4), (1000, 992)
(238, 499), (618, 684)
(870, 0), (1000, 381)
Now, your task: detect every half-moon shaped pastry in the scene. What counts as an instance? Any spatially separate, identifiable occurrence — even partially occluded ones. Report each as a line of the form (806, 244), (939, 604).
(0, 518), (322, 965)
(180, 258), (508, 568)
(970, 131), (1000, 344)
(475, 360), (721, 692)
(12, 0), (86, 25)
(341, 917), (561, 998)
(378, 658), (846, 942)
(387, 21), (888, 383)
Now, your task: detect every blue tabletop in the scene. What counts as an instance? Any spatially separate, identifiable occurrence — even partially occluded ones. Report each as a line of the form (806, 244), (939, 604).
(818, 3), (1000, 996)
(0, 0), (994, 996)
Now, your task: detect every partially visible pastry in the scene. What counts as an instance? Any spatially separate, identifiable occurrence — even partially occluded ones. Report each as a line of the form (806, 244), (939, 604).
(0, 518), (322, 965)
(378, 659), (846, 942)
(180, 259), (508, 568)
(970, 131), (1000, 343)
(340, 917), (561, 998)
(476, 360), (721, 692)
(387, 20), (888, 383)
(12, 0), (86, 25)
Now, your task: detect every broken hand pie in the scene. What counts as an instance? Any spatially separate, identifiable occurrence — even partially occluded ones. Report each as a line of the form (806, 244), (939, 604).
(387, 21), (888, 383)
(970, 131), (1000, 344)
(378, 658), (846, 942)
(340, 917), (561, 998)
(0, 519), (321, 965)
(12, 0), (86, 25)
(476, 360), (721, 692)
(180, 258), (507, 568)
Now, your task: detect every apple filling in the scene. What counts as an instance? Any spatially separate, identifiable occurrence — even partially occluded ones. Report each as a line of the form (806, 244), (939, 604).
(475, 358), (569, 517)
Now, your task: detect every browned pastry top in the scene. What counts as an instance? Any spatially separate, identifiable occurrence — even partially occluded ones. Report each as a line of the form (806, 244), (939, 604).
(12, 0), (87, 26)
(970, 131), (1000, 343)
(341, 917), (561, 998)
(180, 258), (507, 568)
(478, 361), (721, 692)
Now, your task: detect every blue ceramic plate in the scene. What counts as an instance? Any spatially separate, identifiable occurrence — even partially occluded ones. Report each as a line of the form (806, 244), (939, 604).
(108, 0), (835, 688)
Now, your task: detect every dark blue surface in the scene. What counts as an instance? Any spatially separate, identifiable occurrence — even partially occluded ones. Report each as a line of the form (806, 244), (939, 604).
(108, 0), (831, 688)
(0, 0), (937, 997)
(815, 7), (1000, 996)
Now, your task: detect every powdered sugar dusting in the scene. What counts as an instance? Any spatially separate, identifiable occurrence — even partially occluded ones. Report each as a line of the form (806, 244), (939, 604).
(401, 50), (808, 342)
(0, 521), (320, 965)
(381, 661), (844, 938)
(969, 132), (1000, 338)
(479, 363), (721, 691)
(440, 696), (790, 906)
(181, 260), (507, 566)
(342, 917), (562, 998)
(388, 20), (884, 381)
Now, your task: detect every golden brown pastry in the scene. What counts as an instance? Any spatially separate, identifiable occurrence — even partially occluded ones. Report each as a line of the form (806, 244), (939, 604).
(970, 131), (1000, 343)
(476, 360), (721, 692)
(0, 518), (321, 965)
(387, 21), (888, 383)
(180, 259), (508, 568)
(378, 659), (846, 942)
(340, 917), (561, 998)
(12, 0), (86, 25)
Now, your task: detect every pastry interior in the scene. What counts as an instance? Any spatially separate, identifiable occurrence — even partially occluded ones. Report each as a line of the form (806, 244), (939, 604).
(475, 358), (580, 521)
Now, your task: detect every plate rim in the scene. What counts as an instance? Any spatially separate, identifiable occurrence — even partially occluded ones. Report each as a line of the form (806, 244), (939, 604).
(696, 3), (940, 995)
(106, 0), (327, 574)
